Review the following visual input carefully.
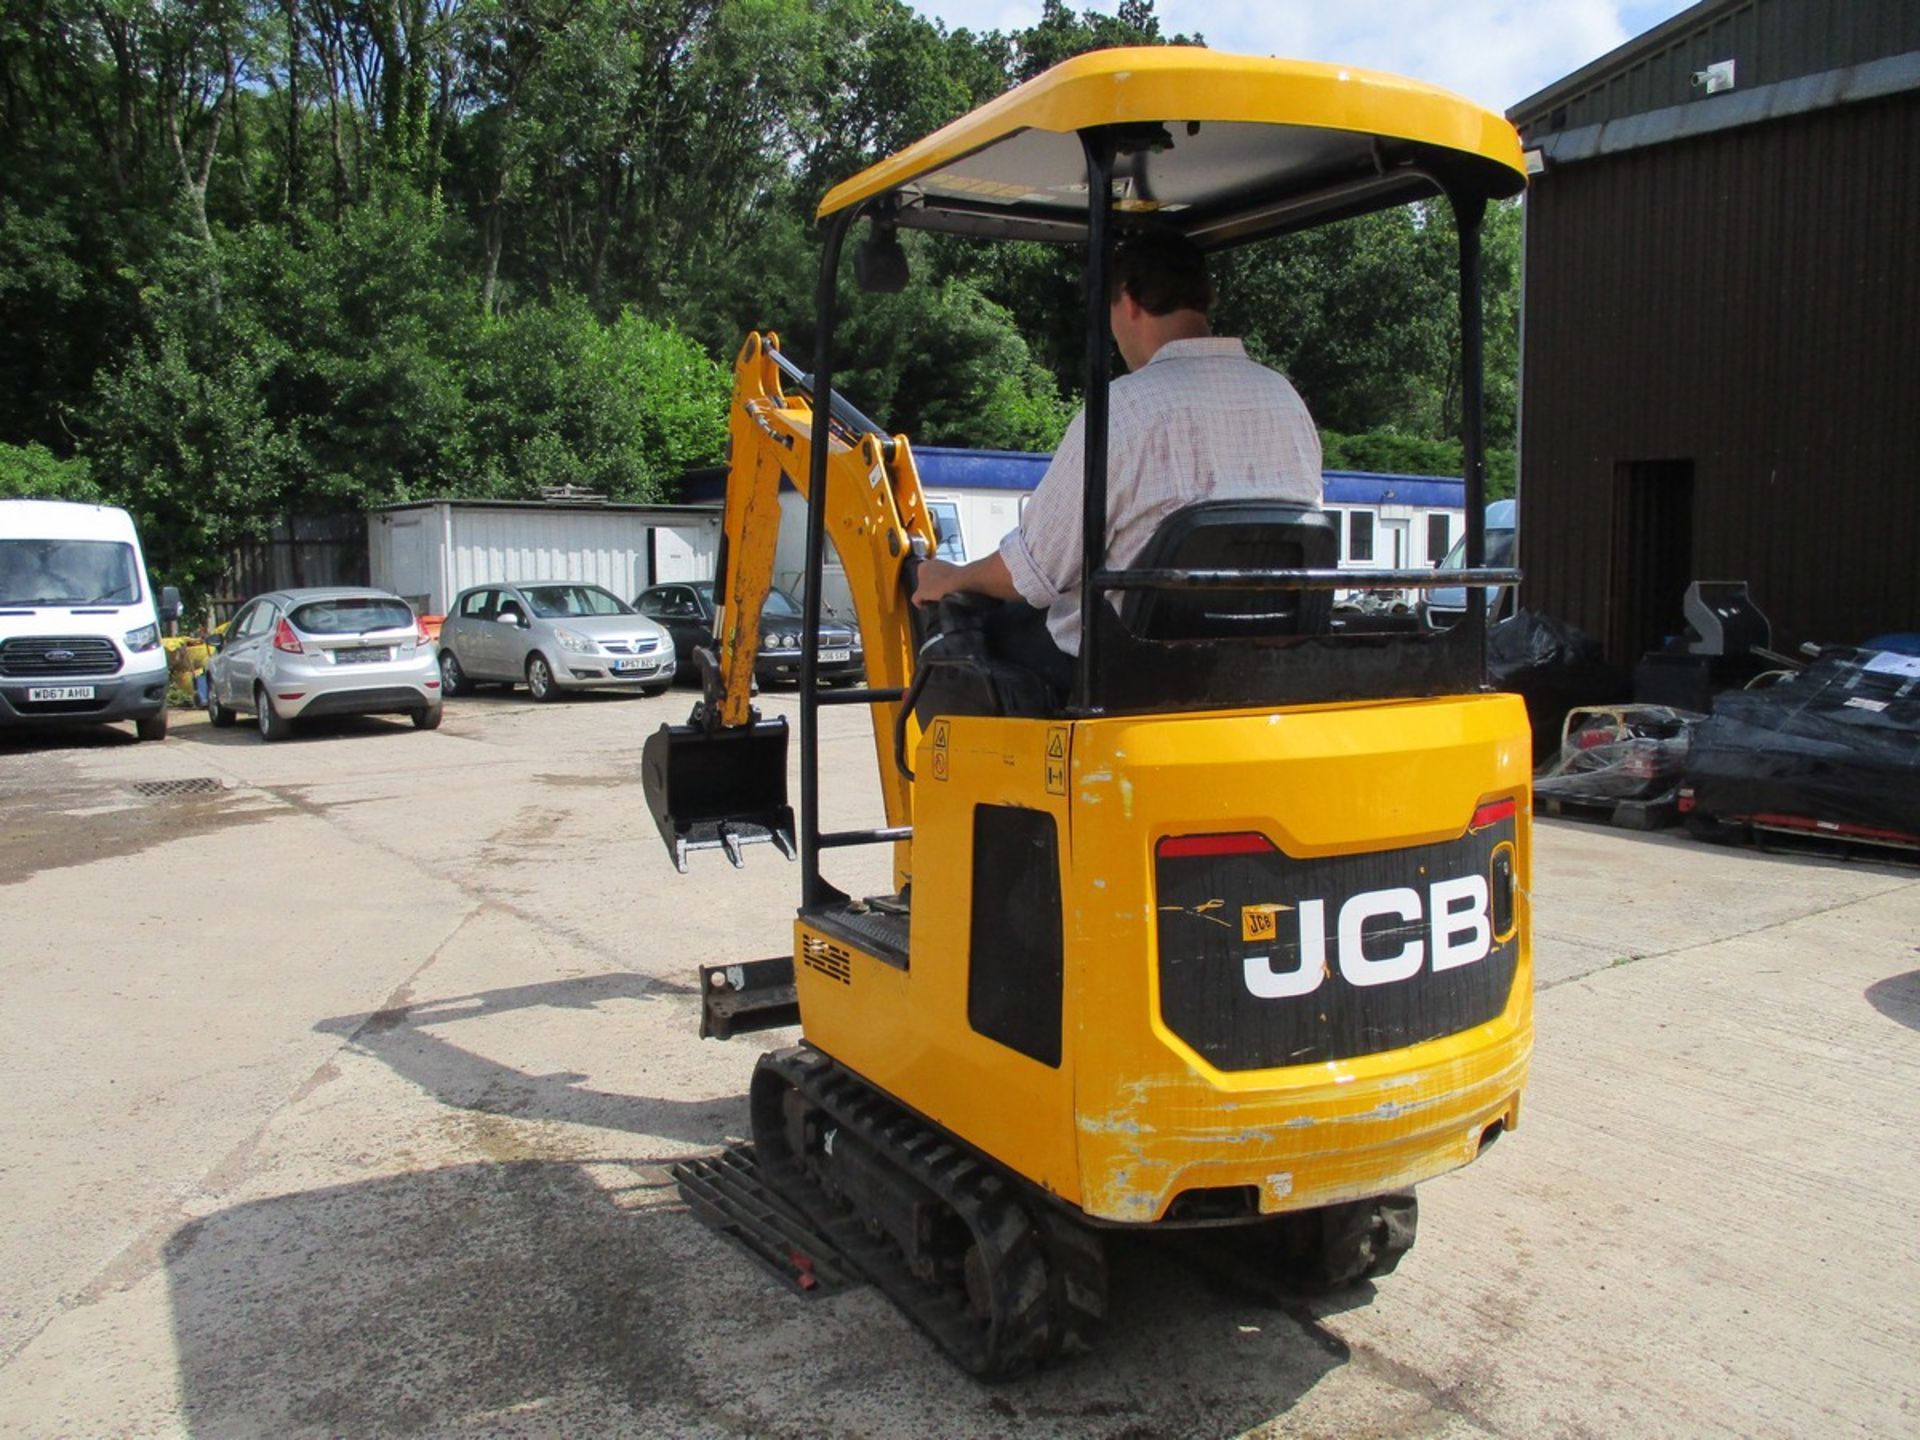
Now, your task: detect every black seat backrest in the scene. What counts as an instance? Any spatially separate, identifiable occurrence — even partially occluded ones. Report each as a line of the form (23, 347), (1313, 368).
(1119, 501), (1338, 641)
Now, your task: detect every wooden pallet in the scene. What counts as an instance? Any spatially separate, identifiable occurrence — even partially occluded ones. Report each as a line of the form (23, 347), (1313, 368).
(1745, 818), (1920, 865)
(1536, 791), (1681, 832)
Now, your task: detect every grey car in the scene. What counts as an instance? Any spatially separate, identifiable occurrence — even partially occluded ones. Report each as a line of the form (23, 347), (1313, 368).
(206, 587), (442, 741)
(437, 582), (676, 700)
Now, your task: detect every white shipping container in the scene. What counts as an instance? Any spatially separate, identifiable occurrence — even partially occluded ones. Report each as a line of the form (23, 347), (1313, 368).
(368, 501), (721, 616)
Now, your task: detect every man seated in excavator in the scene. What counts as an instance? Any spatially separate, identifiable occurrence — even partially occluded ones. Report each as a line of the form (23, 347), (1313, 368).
(642, 46), (1533, 1381)
(911, 230), (1324, 694)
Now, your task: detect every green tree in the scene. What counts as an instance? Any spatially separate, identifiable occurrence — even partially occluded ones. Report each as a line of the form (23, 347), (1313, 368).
(467, 296), (729, 500)
(0, 442), (100, 501)
(828, 264), (1073, 451)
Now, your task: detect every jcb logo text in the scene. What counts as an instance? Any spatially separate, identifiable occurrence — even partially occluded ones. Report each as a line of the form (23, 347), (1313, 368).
(1243, 876), (1491, 998)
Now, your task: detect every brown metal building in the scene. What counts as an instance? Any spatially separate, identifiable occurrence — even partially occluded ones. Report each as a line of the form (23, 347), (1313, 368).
(1508, 0), (1920, 665)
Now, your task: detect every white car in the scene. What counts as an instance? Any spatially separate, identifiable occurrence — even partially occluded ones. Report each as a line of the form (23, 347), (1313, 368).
(206, 587), (442, 741)
(437, 582), (676, 700)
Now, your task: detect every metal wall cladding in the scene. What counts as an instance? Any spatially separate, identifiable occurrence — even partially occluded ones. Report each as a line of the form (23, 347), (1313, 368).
(448, 507), (656, 601)
(369, 503), (720, 615)
(1517, 89), (1920, 660)
(1517, 0), (1920, 135)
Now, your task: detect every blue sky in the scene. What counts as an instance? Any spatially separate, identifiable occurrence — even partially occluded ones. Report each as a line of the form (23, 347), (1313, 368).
(911, 2), (1700, 112)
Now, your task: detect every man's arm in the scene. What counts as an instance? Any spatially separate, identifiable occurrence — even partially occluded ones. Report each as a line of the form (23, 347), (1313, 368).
(911, 552), (1021, 607)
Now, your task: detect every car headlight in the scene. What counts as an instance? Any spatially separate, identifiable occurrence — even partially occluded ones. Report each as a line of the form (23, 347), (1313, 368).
(553, 627), (595, 654)
(125, 623), (160, 652)
(775, 632), (798, 649)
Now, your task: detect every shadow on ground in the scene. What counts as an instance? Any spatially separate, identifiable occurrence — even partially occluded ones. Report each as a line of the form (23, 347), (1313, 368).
(0, 721), (145, 752)
(315, 973), (722, 1148)
(164, 1155), (1351, 1438)
(1867, 968), (1920, 1031)
(153, 976), (1366, 1435)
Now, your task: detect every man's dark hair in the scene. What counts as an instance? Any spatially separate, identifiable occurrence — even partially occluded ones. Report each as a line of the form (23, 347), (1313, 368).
(1110, 231), (1213, 316)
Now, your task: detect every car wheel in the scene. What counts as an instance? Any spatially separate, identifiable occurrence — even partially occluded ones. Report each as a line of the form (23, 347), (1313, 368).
(439, 649), (467, 697)
(136, 709), (169, 742)
(255, 686), (290, 742)
(206, 684), (235, 728)
(527, 653), (559, 702)
(412, 704), (443, 731)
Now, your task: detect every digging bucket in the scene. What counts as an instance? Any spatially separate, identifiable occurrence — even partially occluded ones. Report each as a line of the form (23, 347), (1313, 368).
(642, 713), (796, 873)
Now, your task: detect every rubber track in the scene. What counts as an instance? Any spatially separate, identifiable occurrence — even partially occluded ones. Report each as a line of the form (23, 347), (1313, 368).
(751, 1045), (1099, 1378)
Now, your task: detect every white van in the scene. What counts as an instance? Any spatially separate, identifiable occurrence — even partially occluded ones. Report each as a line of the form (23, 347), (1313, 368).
(0, 500), (181, 742)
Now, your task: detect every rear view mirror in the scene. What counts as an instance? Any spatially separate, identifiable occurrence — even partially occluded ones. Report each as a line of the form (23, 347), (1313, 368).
(158, 586), (182, 622)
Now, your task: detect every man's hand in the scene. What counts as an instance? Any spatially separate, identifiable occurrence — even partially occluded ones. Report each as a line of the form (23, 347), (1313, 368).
(911, 552), (1021, 607)
(911, 557), (963, 607)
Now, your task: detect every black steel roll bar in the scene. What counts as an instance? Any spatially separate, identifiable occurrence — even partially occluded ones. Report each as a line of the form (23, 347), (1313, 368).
(795, 135), (1508, 905)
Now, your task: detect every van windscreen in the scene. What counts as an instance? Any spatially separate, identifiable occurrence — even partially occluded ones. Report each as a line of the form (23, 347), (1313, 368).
(0, 540), (140, 606)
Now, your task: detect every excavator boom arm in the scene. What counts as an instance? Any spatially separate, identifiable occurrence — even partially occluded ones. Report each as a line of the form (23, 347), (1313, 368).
(642, 332), (936, 871)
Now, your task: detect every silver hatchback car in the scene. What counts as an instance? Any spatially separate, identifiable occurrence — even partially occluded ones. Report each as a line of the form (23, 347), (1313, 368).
(206, 587), (442, 741)
(436, 582), (676, 700)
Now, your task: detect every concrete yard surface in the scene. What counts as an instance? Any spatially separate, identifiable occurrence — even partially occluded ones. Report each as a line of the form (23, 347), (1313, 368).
(1, 694), (1915, 1438)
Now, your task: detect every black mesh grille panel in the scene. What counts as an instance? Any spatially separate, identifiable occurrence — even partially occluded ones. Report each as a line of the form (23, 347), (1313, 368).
(967, 805), (1064, 1068)
(0, 636), (121, 677)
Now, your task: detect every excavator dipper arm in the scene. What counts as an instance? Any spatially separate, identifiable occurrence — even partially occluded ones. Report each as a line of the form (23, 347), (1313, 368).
(642, 331), (936, 873)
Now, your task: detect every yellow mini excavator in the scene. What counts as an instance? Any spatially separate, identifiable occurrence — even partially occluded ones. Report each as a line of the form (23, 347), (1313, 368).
(644, 47), (1532, 1377)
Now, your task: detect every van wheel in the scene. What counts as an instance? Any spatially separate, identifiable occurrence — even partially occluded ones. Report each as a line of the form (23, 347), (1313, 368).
(136, 710), (169, 742)
(526, 653), (559, 702)
(255, 687), (290, 742)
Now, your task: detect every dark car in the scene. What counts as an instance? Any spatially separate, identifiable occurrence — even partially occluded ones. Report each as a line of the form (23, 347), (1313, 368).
(634, 581), (863, 687)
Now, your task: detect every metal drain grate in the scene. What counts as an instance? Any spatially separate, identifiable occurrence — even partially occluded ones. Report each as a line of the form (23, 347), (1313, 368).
(130, 778), (228, 798)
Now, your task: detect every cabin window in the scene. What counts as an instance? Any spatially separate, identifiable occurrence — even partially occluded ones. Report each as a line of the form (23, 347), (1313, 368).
(1427, 514), (1453, 565)
(1347, 510), (1375, 563)
(928, 500), (966, 561)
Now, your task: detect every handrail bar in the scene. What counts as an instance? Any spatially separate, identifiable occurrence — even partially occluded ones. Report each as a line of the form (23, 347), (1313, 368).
(1091, 566), (1523, 593)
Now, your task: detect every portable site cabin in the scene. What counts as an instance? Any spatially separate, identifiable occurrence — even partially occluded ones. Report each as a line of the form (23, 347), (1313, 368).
(368, 499), (722, 618)
(684, 455), (1466, 612)
(1323, 472), (1467, 604)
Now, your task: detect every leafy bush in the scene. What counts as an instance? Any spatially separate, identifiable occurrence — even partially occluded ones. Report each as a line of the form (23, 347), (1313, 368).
(0, 442), (100, 502)
(1321, 428), (1517, 499)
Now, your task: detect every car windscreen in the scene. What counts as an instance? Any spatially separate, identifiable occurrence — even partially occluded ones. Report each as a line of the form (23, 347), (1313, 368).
(1437, 529), (1515, 572)
(692, 583), (802, 619)
(0, 539), (140, 606)
(523, 585), (633, 619)
(289, 597), (416, 634)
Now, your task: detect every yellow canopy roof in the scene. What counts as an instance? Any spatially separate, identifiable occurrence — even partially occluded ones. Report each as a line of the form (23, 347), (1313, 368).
(819, 47), (1526, 247)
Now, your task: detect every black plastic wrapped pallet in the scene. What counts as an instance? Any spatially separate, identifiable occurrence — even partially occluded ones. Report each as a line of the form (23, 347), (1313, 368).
(1685, 650), (1920, 838)
(1487, 610), (1628, 765)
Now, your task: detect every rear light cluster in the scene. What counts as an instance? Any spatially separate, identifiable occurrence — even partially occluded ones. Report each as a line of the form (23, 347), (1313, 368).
(272, 619), (303, 654)
(1157, 833), (1275, 859)
(1161, 796), (1521, 859)
(1470, 798), (1517, 830)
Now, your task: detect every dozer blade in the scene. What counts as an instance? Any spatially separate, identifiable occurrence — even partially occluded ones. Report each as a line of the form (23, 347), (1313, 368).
(642, 713), (796, 873)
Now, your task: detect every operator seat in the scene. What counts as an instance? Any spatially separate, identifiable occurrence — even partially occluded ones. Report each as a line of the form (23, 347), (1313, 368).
(910, 500), (1336, 730)
(1119, 501), (1336, 640)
